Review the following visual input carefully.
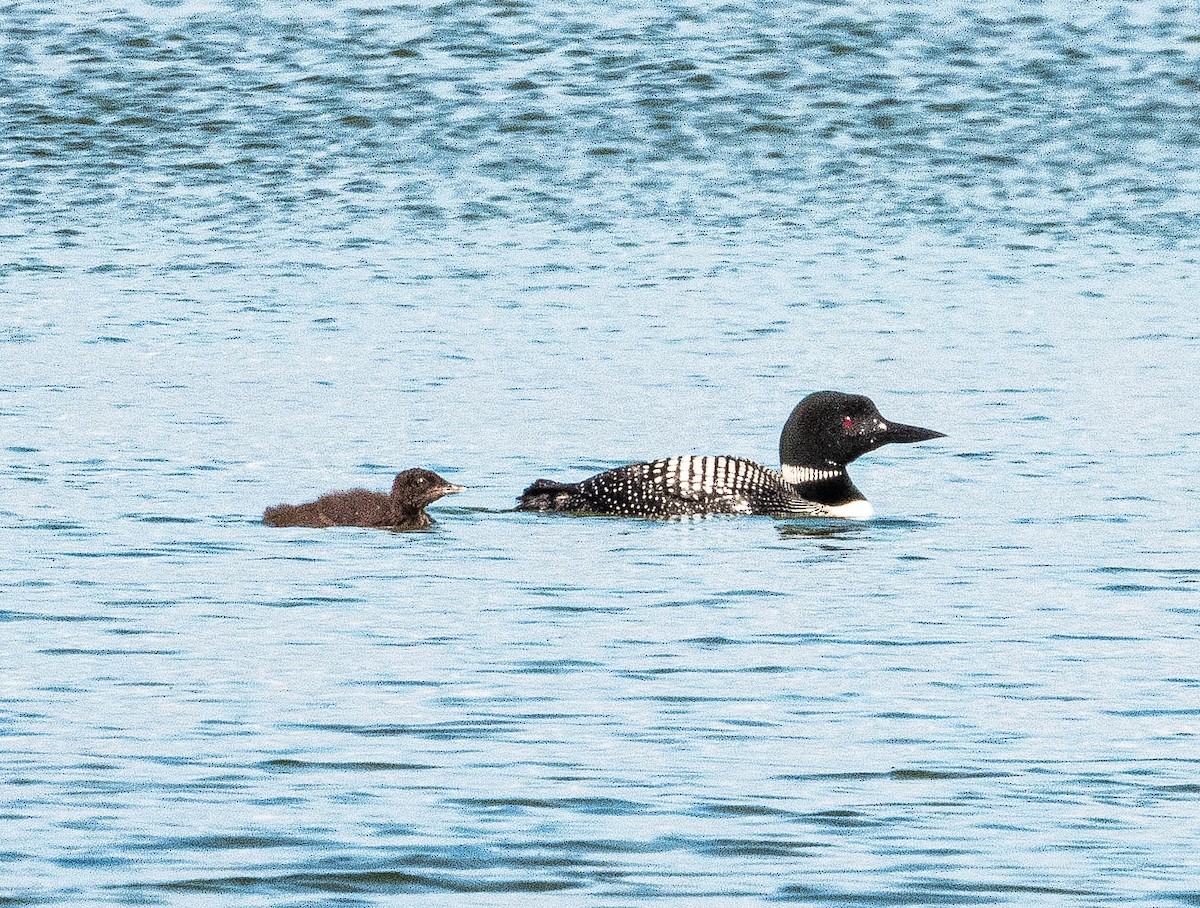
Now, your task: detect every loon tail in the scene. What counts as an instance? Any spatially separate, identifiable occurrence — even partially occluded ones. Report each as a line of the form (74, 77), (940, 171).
(516, 478), (579, 512)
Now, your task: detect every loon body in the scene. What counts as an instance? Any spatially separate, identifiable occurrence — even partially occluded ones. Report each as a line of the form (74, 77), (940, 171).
(264, 468), (465, 530)
(516, 391), (943, 519)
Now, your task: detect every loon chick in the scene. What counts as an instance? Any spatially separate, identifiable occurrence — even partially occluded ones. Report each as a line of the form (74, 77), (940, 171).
(516, 391), (943, 519)
(264, 468), (465, 530)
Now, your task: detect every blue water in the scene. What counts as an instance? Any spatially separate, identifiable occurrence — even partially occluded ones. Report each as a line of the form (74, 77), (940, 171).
(4, 1), (1200, 904)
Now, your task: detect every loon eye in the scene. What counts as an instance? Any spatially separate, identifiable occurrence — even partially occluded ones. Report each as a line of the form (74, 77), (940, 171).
(842, 416), (854, 430)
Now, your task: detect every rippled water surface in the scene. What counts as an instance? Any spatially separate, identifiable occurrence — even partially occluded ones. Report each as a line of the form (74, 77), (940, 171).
(3, 1), (1199, 905)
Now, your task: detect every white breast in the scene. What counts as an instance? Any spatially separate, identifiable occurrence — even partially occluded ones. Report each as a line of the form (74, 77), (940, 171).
(823, 499), (874, 519)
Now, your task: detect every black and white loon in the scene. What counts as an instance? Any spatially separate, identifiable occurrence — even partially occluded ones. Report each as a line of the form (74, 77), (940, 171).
(515, 391), (944, 519)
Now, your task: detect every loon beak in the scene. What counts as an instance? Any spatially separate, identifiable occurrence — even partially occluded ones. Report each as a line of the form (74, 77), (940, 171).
(440, 483), (467, 495)
(879, 422), (945, 445)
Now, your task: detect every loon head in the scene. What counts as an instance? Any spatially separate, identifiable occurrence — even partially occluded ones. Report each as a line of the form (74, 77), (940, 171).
(390, 468), (466, 512)
(779, 391), (945, 470)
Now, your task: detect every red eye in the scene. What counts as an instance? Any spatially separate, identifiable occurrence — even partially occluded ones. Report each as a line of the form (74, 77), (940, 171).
(842, 416), (854, 429)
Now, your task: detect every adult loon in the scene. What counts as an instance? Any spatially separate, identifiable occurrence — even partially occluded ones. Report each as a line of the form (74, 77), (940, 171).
(264, 468), (465, 530)
(516, 391), (943, 519)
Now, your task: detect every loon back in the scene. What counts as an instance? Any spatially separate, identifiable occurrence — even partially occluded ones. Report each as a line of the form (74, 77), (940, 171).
(516, 456), (832, 519)
(264, 489), (396, 528)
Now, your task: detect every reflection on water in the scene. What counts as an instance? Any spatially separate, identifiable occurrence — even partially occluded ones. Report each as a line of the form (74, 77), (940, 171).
(776, 516), (936, 540)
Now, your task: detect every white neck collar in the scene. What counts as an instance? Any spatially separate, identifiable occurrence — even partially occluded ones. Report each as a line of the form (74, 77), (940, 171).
(781, 464), (844, 485)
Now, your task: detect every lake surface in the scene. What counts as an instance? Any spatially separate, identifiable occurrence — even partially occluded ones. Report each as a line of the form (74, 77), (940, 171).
(3, 1), (1199, 904)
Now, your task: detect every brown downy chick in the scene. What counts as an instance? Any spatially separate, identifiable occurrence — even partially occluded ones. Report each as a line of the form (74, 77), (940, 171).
(264, 468), (465, 530)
